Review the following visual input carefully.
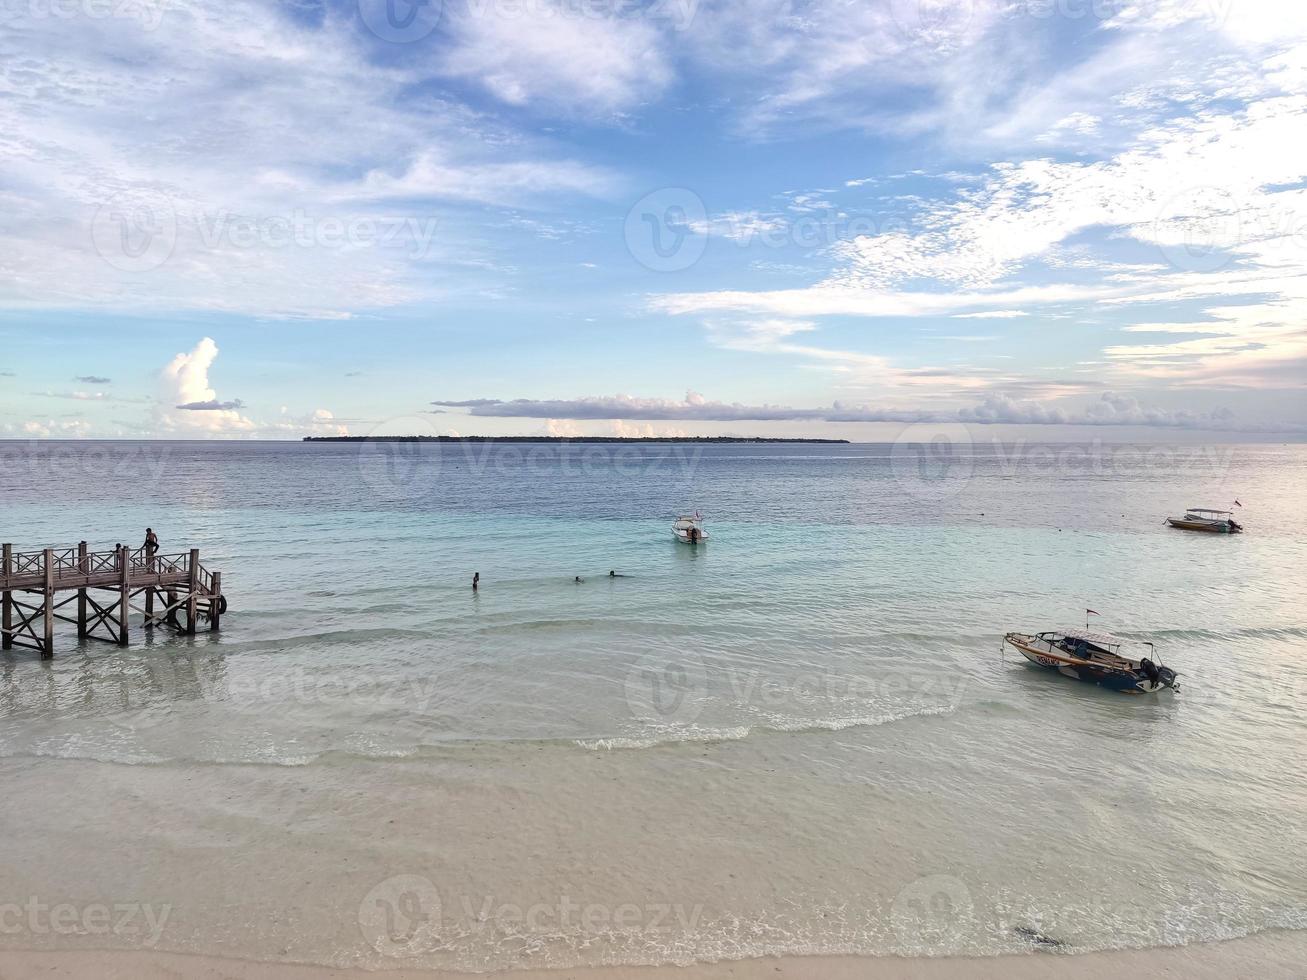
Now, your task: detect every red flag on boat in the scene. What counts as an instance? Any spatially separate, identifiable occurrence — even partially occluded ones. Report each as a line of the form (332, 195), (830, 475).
(1086, 608), (1099, 616)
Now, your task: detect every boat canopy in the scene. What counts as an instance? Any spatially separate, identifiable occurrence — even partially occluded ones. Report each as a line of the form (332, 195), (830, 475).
(1049, 629), (1126, 648)
(1186, 508), (1231, 515)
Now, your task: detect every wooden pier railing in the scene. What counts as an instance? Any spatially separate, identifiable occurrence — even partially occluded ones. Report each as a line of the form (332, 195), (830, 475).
(0, 542), (226, 660)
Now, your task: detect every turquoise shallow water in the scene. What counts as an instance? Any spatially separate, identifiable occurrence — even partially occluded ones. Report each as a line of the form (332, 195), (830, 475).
(1, 439), (1305, 968)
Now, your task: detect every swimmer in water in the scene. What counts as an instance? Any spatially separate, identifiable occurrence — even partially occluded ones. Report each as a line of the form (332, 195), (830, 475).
(472, 572), (479, 591)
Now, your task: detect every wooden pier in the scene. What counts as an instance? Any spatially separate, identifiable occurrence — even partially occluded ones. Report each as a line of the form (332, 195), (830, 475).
(0, 543), (225, 659)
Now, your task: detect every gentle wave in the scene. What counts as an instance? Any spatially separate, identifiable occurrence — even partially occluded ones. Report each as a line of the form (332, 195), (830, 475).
(575, 705), (956, 750)
(0, 705), (958, 767)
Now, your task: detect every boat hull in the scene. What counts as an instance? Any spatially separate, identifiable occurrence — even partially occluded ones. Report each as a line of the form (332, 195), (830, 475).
(672, 530), (707, 544)
(1167, 518), (1237, 533)
(1004, 634), (1175, 694)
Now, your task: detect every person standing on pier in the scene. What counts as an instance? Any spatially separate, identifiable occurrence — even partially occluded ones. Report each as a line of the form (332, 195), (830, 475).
(143, 528), (159, 571)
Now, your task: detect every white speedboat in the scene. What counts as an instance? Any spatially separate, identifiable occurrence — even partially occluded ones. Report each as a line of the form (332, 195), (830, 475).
(1003, 629), (1179, 694)
(672, 514), (708, 544)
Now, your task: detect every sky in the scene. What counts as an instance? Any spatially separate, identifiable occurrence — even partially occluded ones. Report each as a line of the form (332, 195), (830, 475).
(1, 0), (1305, 440)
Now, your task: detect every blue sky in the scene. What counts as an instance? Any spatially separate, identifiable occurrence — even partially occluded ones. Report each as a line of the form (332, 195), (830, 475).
(1, 0), (1305, 439)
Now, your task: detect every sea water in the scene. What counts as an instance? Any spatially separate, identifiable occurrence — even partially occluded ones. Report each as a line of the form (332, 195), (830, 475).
(1, 439), (1305, 969)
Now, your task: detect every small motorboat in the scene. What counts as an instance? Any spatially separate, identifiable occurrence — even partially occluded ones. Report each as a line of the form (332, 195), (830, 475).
(1167, 508), (1242, 533)
(672, 513), (708, 544)
(1003, 629), (1179, 694)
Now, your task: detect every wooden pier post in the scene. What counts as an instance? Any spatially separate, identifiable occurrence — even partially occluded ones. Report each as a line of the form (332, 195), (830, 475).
(117, 544), (130, 647)
(77, 541), (88, 639)
(2, 543), (11, 652)
(209, 571), (222, 632)
(145, 585), (155, 628)
(186, 548), (200, 636)
(42, 547), (54, 659)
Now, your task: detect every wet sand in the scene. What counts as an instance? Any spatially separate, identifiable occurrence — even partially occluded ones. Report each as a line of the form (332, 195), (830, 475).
(4, 930), (1306, 980)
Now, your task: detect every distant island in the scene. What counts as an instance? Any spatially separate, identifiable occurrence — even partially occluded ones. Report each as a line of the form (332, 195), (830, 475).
(304, 435), (849, 444)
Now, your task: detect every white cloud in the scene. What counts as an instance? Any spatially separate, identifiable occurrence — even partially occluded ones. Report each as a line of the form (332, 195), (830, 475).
(19, 418), (92, 438)
(609, 419), (689, 438)
(350, 151), (618, 205)
(157, 338), (254, 433)
(429, 389), (1296, 432)
(653, 90), (1307, 395)
(438, 0), (674, 115)
(0, 1), (619, 317)
(544, 418), (584, 438)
